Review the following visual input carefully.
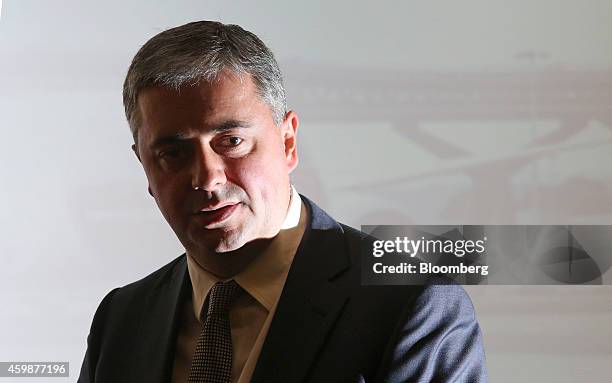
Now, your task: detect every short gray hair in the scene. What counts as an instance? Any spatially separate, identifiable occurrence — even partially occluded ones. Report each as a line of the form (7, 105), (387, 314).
(123, 21), (287, 142)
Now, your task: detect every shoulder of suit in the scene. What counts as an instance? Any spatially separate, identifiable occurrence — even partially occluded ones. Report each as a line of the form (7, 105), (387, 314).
(413, 276), (478, 319)
(337, 223), (475, 306)
(338, 222), (377, 257)
(104, 254), (186, 301)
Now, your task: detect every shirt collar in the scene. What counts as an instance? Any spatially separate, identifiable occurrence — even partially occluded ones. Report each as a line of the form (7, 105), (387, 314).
(187, 185), (305, 320)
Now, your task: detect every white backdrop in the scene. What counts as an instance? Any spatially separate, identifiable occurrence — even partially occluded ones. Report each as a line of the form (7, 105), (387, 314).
(1, 1), (611, 381)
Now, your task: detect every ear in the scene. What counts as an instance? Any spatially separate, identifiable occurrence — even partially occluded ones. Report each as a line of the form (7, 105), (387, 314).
(281, 110), (299, 173)
(132, 143), (142, 163)
(132, 143), (154, 197)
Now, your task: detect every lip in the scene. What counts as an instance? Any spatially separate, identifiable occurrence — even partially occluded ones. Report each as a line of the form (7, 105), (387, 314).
(198, 201), (237, 212)
(194, 203), (239, 227)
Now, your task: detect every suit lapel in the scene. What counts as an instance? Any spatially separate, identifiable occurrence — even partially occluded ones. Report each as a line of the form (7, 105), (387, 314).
(131, 256), (190, 382)
(251, 197), (351, 383)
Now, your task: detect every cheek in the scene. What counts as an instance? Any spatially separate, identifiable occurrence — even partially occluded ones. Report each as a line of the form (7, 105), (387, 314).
(230, 156), (288, 207)
(155, 185), (183, 220)
(147, 173), (191, 221)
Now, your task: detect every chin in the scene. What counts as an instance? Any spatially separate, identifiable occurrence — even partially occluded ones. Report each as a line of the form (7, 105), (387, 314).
(208, 241), (241, 254)
(197, 229), (248, 254)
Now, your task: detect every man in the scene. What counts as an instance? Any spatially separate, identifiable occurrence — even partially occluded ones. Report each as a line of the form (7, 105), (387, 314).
(79, 21), (486, 383)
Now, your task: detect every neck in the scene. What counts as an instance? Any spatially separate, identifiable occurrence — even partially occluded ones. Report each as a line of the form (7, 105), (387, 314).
(187, 236), (276, 278)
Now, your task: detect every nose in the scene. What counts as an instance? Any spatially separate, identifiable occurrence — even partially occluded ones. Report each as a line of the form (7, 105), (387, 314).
(191, 143), (227, 192)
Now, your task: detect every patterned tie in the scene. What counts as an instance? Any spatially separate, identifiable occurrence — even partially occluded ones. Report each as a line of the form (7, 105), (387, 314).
(188, 280), (239, 383)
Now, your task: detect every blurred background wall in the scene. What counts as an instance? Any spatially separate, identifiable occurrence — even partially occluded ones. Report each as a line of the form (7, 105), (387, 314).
(1, 1), (611, 381)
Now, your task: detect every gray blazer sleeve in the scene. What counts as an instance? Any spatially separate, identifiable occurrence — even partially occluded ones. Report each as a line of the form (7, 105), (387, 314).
(377, 281), (487, 382)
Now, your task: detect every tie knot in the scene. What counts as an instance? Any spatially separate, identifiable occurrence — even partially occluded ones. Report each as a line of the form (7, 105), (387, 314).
(205, 280), (238, 318)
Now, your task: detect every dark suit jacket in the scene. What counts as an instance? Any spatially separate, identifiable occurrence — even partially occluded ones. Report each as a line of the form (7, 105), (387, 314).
(79, 196), (487, 382)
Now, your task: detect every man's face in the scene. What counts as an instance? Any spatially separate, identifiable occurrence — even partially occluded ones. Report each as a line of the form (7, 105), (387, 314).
(134, 71), (298, 254)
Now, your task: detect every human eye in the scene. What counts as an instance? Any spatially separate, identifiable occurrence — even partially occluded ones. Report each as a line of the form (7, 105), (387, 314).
(213, 133), (251, 156)
(156, 143), (191, 165)
(220, 136), (244, 147)
(158, 147), (182, 159)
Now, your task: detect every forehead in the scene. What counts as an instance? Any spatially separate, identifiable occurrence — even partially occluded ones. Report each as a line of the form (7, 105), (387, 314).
(136, 72), (271, 139)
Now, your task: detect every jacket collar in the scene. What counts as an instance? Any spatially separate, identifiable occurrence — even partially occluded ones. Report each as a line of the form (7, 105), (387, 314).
(132, 256), (190, 382)
(134, 195), (351, 383)
(250, 195), (352, 382)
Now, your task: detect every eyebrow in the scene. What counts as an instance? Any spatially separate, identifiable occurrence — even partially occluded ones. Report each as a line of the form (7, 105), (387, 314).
(213, 119), (252, 133)
(148, 119), (252, 149)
